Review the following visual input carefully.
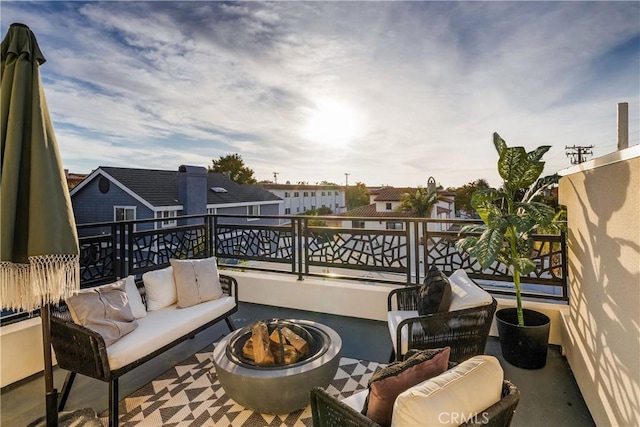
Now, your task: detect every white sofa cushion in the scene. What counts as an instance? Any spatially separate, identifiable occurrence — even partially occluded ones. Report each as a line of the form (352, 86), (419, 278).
(391, 355), (503, 427)
(106, 295), (236, 370)
(448, 269), (493, 311)
(142, 266), (177, 311)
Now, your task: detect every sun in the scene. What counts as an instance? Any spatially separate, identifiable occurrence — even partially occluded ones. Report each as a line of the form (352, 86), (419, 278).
(303, 100), (360, 147)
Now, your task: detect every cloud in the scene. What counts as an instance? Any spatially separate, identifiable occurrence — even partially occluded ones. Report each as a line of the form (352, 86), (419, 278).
(2, 1), (638, 187)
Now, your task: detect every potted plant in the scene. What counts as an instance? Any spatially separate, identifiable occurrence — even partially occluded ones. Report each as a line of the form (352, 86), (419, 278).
(456, 132), (563, 369)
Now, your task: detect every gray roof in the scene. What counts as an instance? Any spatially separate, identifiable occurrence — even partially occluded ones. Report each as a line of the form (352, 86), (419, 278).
(99, 166), (280, 207)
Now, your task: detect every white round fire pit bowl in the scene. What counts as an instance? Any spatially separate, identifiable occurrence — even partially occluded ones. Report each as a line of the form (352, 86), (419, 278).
(212, 319), (342, 414)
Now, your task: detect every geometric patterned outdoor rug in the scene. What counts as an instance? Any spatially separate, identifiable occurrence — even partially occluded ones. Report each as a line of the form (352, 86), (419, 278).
(99, 343), (384, 427)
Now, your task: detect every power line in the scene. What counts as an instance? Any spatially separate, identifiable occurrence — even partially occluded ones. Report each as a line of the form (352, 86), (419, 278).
(565, 145), (594, 165)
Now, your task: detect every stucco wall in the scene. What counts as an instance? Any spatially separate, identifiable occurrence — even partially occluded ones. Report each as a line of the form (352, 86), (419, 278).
(558, 146), (640, 427)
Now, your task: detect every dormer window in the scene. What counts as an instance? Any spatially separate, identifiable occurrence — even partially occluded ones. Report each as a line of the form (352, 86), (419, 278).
(211, 187), (228, 193)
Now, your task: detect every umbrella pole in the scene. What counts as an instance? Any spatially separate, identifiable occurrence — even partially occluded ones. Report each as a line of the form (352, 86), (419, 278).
(41, 304), (59, 427)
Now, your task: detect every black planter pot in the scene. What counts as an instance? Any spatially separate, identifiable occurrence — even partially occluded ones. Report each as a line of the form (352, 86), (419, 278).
(495, 308), (550, 369)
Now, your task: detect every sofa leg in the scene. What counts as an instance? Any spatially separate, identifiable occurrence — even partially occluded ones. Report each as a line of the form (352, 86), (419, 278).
(109, 378), (119, 427)
(225, 317), (236, 331)
(58, 371), (76, 411)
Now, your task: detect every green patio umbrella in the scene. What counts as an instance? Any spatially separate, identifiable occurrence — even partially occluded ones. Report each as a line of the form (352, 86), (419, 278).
(1, 23), (81, 426)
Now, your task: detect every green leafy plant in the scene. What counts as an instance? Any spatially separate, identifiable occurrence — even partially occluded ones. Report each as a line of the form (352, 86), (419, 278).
(456, 133), (563, 326)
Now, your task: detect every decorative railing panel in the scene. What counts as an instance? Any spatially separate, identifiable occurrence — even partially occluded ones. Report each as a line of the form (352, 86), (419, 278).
(424, 230), (565, 286)
(215, 224), (294, 263)
(306, 227), (408, 274)
(78, 234), (116, 287)
(129, 224), (208, 275)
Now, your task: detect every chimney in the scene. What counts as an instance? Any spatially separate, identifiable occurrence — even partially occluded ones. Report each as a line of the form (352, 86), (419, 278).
(617, 102), (629, 151)
(177, 165), (207, 224)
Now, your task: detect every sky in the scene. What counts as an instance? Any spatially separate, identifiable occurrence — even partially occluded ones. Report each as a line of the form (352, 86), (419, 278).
(2, 1), (639, 189)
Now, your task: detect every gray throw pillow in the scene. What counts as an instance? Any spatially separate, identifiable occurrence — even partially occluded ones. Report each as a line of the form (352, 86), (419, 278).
(170, 257), (223, 308)
(418, 265), (452, 315)
(66, 280), (138, 346)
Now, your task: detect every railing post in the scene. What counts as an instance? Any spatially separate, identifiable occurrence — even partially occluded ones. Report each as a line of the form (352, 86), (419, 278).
(297, 218), (304, 281)
(291, 219), (297, 275)
(204, 215), (212, 258)
(118, 222), (126, 279)
(127, 222), (134, 276)
(405, 219), (413, 285)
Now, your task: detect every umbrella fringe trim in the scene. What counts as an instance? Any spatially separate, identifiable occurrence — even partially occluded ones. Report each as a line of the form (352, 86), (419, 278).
(1, 255), (79, 311)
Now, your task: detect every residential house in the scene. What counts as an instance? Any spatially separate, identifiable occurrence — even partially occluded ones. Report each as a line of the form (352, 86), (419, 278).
(261, 183), (346, 215)
(71, 165), (282, 232)
(340, 181), (455, 231)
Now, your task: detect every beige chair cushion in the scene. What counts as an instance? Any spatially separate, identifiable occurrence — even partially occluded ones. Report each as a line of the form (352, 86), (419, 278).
(448, 269), (493, 311)
(170, 257), (223, 308)
(66, 279), (138, 347)
(391, 355), (503, 427)
(142, 266), (177, 311)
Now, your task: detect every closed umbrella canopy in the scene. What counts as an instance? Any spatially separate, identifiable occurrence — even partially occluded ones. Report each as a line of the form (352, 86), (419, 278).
(1, 23), (79, 311)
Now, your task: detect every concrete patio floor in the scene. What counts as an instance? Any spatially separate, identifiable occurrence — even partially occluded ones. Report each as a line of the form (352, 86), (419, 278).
(0, 302), (594, 427)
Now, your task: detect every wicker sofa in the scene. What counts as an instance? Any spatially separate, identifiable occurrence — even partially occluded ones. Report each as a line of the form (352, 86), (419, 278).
(50, 267), (238, 427)
(310, 357), (520, 427)
(387, 269), (497, 362)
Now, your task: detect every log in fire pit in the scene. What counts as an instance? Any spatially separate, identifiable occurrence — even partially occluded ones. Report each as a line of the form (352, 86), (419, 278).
(213, 319), (342, 414)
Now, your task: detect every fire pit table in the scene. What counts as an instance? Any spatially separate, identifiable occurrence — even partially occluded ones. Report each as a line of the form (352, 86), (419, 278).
(213, 319), (342, 414)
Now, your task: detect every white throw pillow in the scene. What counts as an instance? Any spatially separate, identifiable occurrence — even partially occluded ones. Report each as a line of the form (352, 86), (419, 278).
(142, 266), (177, 311)
(123, 275), (147, 319)
(391, 355), (503, 427)
(448, 269), (493, 311)
(170, 257), (223, 308)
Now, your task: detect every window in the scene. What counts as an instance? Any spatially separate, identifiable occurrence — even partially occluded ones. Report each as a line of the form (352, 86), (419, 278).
(386, 203), (392, 211)
(207, 207), (217, 215)
(311, 205), (316, 210)
(157, 210), (177, 227)
(352, 220), (365, 229)
(296, 207), (300, 213)
(335, 203), (339, 208)
(114, 206), (135, 221)
(293, 191), (299, 197)
(303, 192), (309, 197)
(335, 191), (339, 196)
(114, 206), (136, 231)
(285, 208), (291, 214)
(284, 192), (290, 198)
(321, 191), (325, 196)
(247, 205), (260, 216)
(311, 192), (316, 196)
(386, 222), (403, 230)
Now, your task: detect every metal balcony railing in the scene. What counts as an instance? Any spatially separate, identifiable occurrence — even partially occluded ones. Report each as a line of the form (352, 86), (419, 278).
(1, 213), (568, 325)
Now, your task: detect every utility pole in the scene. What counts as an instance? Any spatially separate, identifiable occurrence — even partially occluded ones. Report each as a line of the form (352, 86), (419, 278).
(344, 173), (350, 187)
(273, 172), (279, 184)
(565, 145), (594, 165)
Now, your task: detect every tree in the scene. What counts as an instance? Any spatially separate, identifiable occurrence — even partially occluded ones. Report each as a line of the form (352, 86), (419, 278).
(209, 153), (257, 184)
(397, 186), (443, 217)
(447, 179), (491, 216)
(346, 182), (369, 210)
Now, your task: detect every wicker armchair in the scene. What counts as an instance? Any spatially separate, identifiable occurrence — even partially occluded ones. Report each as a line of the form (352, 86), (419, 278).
(310, 379), (520, 427)
(387, 271), (497, 362)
